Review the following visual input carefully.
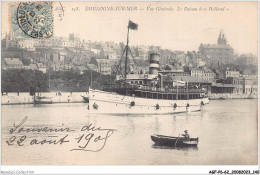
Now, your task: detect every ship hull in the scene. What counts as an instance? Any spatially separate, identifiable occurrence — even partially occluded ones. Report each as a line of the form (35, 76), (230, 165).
(89, 89), (209, 115)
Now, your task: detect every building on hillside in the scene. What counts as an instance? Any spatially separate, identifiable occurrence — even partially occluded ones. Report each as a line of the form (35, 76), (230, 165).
(236, 54), (257, 66)
(91, 48), (101, 55)
(96, 58), (112, 75)
(135, 45), (149, 60)
(7, 39), (36, 50)
(87, 64), (99, 72)
(28, 63), (38, 71)
(59, 52), (67, 63)
(158, 50), (172, 65)
(37, 63), (47, 73)
(224, 67), (240, 79)
(190, 67), (215, 82)
(24, 63), (46, 73)
(113, 44), (124, 60)
(3, 34), (23, 48)
(61, 39), (76, 48)
(199, 31), (234, 65)
(107, 52), (118, 60)
(2, 58), (24, 70)
(81, 40), (92, 50)
(5, 39), (19, 48)
(34, 38), (52, 47)
(69, 33), (80, 42)
(50, 37), (63, 47)
(242, 74), (258, 79)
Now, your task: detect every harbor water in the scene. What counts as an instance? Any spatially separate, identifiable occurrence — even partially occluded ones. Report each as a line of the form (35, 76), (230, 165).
(1, 99), (258, 165)
(1, 92), (88, 104)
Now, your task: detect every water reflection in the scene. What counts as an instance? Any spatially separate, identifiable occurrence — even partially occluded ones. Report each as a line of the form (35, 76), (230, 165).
(152, 144), (198, 151)
(154, 117), (159, 132)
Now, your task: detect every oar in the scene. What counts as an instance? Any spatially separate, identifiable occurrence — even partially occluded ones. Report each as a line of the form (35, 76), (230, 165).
(174, 134), (180, 147)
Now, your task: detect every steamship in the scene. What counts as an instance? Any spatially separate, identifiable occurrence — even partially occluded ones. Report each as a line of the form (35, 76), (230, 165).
(88, 21), (209, 114)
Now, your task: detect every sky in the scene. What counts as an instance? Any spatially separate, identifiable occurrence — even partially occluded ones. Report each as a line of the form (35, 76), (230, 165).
(1, 1), (258, 55)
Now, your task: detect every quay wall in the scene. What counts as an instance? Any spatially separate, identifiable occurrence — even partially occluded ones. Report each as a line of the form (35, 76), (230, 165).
(208, 93), (258, 100)
(1, 92), (88, 105)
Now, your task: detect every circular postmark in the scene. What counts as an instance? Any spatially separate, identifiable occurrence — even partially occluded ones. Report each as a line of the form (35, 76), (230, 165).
(17, 2), (53, 39)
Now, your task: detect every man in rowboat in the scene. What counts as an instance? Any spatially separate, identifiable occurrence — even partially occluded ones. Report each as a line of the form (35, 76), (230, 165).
(182, 130), (190, 139)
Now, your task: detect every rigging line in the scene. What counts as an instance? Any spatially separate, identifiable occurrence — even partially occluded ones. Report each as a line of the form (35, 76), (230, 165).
(114, 64), (120, 74)
(128, 48), (138, 70)
(117, 46), (127, 76)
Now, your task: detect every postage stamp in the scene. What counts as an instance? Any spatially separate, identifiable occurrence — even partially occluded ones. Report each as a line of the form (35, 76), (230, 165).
(10, 2), (53, 39)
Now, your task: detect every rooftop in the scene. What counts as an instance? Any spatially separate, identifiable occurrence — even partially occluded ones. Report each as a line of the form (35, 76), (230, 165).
(87, 64), (98, 69)
(191, 67), (213, 73)
(4, 58), (23, 66)
(200, 44), (233, 50)
(29, 64), (38, 70)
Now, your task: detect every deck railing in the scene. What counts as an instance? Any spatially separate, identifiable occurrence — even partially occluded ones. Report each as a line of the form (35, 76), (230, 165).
(104, 84), (204, 93)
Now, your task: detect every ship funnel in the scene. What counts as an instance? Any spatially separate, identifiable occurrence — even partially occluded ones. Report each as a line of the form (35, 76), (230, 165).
(149, 53), (160, 75)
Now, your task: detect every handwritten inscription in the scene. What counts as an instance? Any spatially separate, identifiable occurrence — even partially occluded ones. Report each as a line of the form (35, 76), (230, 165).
(6, 116), (116, 152)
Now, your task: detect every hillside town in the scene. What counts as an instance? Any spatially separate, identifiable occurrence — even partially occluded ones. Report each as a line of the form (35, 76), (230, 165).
(1, 31), (258, 98)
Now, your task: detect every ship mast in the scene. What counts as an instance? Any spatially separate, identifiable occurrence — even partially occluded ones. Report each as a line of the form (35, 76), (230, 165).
(117, 20), (137, 78)
(125, 26), (130, 77)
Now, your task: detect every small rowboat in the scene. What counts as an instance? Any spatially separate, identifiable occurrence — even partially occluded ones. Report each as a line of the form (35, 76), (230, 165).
(151, 134), (199, 147)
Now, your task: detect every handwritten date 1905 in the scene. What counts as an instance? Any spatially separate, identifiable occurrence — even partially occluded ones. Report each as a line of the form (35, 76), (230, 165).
(6, 117), (117, 152)
(72, 123), (116, 152)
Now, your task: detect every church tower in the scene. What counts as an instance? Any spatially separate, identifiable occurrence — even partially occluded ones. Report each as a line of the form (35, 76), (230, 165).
(217, 31), (227, 45)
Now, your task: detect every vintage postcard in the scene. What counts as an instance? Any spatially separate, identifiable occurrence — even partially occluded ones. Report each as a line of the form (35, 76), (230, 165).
(1, 0), (259, 171)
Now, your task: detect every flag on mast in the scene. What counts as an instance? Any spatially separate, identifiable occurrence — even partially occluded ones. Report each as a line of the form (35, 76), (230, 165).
(128, 20), (138, 30)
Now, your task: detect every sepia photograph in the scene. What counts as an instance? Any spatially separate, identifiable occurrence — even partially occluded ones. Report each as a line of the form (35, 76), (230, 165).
(1, 0), (259, 174)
